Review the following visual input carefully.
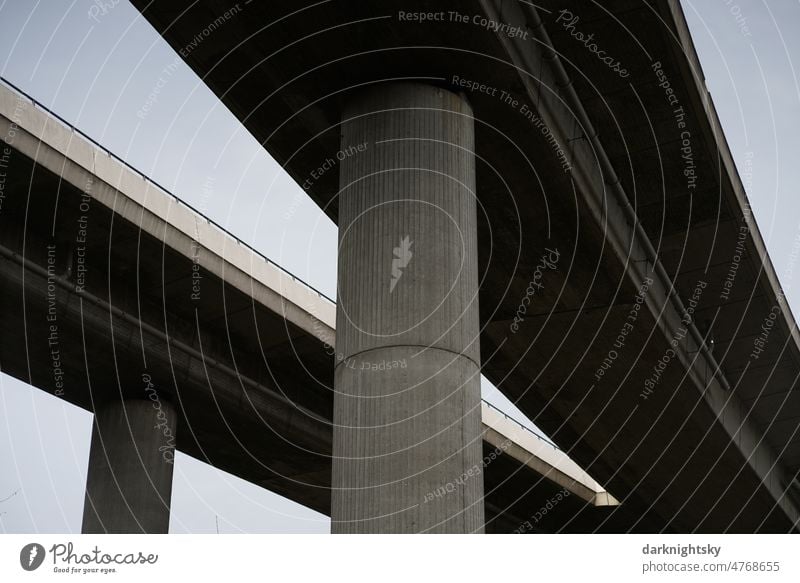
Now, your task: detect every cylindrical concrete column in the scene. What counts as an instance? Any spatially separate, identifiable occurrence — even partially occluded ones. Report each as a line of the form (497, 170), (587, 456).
(82, 398), (176, 533)
(332, 82), (484, 533)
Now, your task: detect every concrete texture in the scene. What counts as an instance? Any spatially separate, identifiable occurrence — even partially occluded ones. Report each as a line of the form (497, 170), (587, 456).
(82, 399), (176, 533)
(0, 78), (630, 532)
(126, 0), (800, 531)
(480, 402), (617, 506)
(332, 83), (484, 533)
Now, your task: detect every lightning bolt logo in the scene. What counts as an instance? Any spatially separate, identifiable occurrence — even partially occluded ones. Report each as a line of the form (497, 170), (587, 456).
(390, 235), (413, 293)
(20, 543), (45, 571)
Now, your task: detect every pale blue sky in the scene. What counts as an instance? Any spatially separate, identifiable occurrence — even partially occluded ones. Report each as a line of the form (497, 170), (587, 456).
(0, 0), (798, 533)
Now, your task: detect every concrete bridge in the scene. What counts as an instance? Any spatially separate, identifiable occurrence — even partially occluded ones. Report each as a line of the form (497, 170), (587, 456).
(0, 79), (626, 533)
(2, 0), (799, 533)
(125, 0), (800, 533)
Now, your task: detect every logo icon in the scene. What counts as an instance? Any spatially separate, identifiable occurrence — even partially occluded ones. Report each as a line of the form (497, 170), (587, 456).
(390, 235), (413, 293)
(20, 543), (46, 571)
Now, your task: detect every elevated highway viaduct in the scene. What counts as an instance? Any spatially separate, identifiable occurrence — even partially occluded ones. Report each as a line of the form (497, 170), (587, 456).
(126, 0), (800, 532)
(0, 79), (626, 533)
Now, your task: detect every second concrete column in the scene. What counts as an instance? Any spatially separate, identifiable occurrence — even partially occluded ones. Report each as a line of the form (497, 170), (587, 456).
(82, 397), (176, 533)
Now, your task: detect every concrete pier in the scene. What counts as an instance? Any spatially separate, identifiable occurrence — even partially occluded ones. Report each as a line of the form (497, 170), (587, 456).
(82, 398), (176, 533)
(332, 82), (484, 533)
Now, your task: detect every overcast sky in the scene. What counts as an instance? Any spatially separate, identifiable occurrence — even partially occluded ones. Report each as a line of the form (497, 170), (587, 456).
(0, 0), (798, 533)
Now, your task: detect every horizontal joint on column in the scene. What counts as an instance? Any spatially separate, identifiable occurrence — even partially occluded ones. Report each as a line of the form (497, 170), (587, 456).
(334, 344), (481, 372)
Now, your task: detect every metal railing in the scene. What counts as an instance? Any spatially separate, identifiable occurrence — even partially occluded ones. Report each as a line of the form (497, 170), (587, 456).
(2, 76), (567, 455)
(482, 398), (560, 451)
(0, 75), (336, 306)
